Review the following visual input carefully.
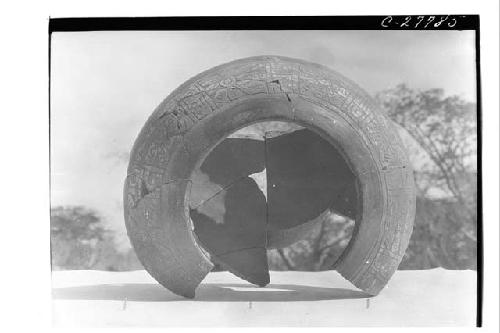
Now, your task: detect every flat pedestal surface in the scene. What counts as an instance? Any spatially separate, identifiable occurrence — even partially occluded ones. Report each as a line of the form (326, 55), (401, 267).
(52, 269), (476, 327)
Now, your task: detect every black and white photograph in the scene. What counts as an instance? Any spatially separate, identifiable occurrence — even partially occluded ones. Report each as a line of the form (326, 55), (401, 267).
(46, 15), (484, 327)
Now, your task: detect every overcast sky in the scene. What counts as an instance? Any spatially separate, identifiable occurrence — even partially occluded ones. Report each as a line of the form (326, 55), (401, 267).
(50, 30), (476, 249)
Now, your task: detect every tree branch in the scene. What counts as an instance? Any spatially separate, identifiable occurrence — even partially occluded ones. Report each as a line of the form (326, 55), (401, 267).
(277, 248), (294, 270)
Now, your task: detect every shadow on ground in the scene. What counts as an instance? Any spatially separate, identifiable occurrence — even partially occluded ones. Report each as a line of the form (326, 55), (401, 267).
(52, 283), (370, 302)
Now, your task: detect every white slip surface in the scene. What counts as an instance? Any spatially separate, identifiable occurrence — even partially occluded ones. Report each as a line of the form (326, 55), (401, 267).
(52, 268), (477, 327)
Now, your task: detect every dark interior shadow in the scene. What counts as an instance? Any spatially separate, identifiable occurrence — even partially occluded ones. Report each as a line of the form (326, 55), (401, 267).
(53, 283), (371, 302)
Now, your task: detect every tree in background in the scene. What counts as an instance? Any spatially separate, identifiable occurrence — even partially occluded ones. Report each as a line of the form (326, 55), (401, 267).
(51, 206), (142, 271)
(51, 206), (107, 269)
(377, 84), (477, 269)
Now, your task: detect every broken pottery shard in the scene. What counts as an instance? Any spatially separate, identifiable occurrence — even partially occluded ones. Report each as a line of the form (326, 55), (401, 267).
(190, 138), (269, 286)
(198, 137), (265, 187)
(266, 129), (358, 247)
(216, 247), (270, 287)
(128, 181), (213, 298)
(190, 137), (265, 213)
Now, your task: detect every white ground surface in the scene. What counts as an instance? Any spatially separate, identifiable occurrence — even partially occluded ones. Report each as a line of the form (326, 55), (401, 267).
(52, 268), (477, 327)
